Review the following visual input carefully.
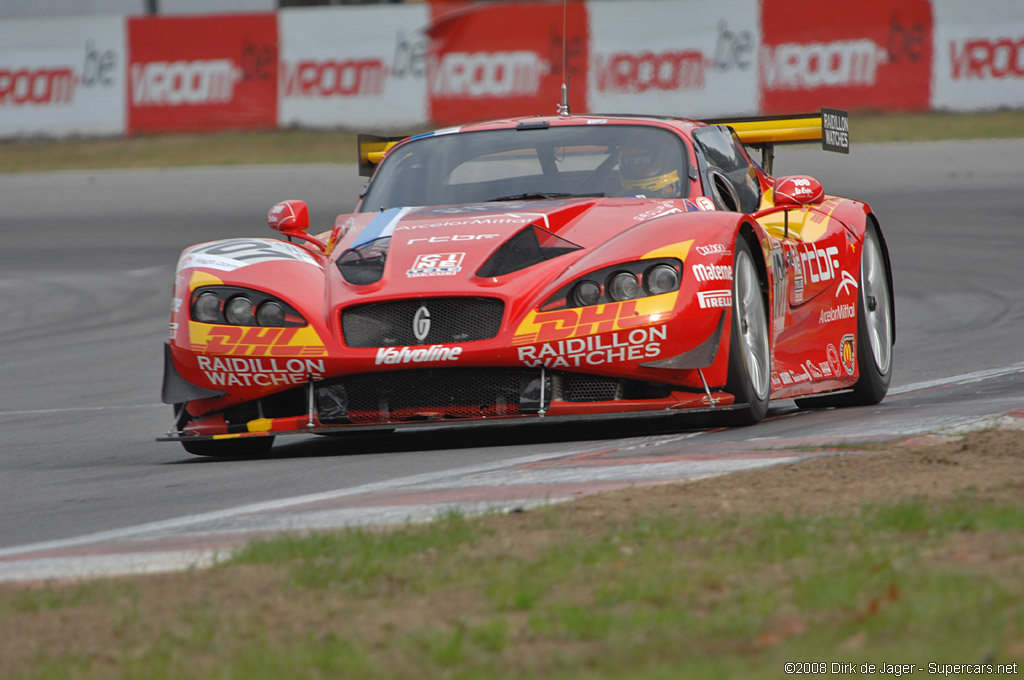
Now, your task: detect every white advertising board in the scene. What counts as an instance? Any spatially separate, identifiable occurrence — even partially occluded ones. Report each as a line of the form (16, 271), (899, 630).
(585, 0), (760, 118)
(931, 0), (1024, 111)
(278, 5), (429, 130)
(0, 16), (126, 138)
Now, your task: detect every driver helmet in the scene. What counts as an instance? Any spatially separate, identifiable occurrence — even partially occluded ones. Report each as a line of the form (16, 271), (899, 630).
(619, 143), (682, 197)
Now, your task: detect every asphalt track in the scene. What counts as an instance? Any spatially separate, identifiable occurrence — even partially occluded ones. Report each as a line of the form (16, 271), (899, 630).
(1, 140), (1022, 580)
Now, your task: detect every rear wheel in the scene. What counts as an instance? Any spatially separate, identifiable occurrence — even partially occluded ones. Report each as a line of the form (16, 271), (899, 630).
(181, 436), (275, 457)
(723, 238), (771, 425)
(796, 221), (893, 409)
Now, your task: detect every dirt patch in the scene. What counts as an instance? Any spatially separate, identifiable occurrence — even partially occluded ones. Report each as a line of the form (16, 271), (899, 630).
(564, 427), (1024, 520)
(1, 426), (1022, 676)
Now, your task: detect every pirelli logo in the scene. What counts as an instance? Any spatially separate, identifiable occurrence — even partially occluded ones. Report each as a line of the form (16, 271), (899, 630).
(189, 323), (327, 357)
(697, 290), (732, 309)
(513, 293), (677, 346)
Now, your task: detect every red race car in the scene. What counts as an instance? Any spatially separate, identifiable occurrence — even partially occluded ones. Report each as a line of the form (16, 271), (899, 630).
(159, 108), (894, 456)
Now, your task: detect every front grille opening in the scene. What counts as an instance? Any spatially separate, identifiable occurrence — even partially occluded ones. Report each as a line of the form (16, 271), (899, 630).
(342, 297), (504, 348)
(206, 370), (679, 431)
(319, 369), (538, 424)
(563, 374), (622, 402)
(218, 387), (306, 432)
(562, 374), (674, 402)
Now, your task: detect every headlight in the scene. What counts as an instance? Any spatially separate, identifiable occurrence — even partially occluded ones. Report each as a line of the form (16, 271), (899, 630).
(570, 280), (601, 307)
(224, 296), (254, 325)
(256, 300), (286, 327)
(607, 272), (642, 301)
(645, 264), (680, 295)
(188, 286), (306, 326)
(192, 292), (221, 323)
(538, 257), (682, 312)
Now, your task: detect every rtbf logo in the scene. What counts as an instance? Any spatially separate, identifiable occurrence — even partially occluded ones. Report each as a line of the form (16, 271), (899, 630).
(131, 59), (241, 106)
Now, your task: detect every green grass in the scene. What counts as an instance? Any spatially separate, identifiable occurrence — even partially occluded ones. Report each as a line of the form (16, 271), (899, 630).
(6, 492), (1022, 678)
(1, 110), (1021, 174)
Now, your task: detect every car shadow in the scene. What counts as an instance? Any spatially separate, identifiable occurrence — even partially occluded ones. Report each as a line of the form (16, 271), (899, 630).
(167, 405), (797, 464)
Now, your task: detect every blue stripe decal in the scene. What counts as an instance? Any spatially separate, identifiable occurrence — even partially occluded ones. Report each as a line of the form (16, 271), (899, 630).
(351, 207), (413, 247)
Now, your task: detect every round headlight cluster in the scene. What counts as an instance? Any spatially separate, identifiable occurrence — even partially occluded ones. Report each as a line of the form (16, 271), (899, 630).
(224, 296), (254, 325)
(256, 301), (286, 327)
(645, 263), (680, 295)
(190, 289), (296, 326)
(192, 291), (221, 323)
(608, 272), (642, 301)
(570, 280), (602, 307)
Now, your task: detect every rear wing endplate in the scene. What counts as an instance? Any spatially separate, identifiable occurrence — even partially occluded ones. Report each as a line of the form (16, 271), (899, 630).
(357, 133), (406, 177)
(705, 107), (848, 175)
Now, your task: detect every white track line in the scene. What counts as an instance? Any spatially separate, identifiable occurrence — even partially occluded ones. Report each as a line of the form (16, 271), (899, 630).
(890, 362), (1024, 395)
(0, 443), (614, 560)
(2, 362), (1021, 565)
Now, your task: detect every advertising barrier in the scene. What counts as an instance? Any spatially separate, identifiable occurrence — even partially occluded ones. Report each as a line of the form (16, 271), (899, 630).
(0, 16), (126, 137)
(279, 5), (430, 129)
(587, 0), (759, 118)
(759, 0), (933, 114)
(931, 0), (1024, 111)
(127, 13), (277, 133)
(0, 1), (1022, 140)
(426, 1), (588, 125)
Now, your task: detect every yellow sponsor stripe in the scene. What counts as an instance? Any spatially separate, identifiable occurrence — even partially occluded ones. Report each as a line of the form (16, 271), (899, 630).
(247, 418), (274, 433)
(642, 239), (693, 261)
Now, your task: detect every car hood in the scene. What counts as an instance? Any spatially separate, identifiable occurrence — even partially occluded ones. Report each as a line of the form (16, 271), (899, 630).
(330, 197), (711, 295)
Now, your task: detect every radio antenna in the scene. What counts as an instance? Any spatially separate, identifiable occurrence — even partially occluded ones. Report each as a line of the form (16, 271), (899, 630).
(557, 0), (570, 116)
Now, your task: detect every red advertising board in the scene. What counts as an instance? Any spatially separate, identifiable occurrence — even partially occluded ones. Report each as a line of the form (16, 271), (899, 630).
(427, 2), (588, 125)
(127, 14), (277, 133)
(759, 0), (932, 114)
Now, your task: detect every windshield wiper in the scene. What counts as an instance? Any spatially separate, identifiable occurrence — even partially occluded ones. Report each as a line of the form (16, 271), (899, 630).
(486, 192), (605, 202)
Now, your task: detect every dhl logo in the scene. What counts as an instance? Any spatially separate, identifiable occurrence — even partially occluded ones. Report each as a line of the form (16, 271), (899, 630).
(189, 323), (327, 357)
(513, 293), (678, 346)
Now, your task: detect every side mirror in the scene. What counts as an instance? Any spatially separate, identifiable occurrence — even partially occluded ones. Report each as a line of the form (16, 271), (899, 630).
(774, 175), (824, 206)
(267, 200), (309, 233)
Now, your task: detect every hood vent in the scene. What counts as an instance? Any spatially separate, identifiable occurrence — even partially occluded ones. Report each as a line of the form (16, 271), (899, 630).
(337, 236), (390, 285)
(476, 225), (581, 278)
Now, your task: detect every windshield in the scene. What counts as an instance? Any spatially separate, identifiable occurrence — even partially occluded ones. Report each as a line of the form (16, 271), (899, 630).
(360, 124), (690, 210)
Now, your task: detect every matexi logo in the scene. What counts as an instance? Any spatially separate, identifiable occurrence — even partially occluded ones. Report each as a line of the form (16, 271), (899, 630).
(131, 59), (241, 106)
(761, 39), (888, 89)
(429, 51), (548, 97)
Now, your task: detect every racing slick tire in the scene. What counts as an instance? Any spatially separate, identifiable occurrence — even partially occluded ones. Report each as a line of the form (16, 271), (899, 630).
(181, 436), (275, 458)
(796, 221), (893, 409)
(723, 237), (771, 426)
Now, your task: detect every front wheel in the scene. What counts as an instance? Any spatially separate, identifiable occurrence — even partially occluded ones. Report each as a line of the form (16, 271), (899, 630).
(723, 238), (771, 425)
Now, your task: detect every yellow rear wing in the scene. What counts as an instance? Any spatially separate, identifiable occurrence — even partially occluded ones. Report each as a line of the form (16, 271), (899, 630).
(357, 133), (406, 177)
(705, 108), (848, 175)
